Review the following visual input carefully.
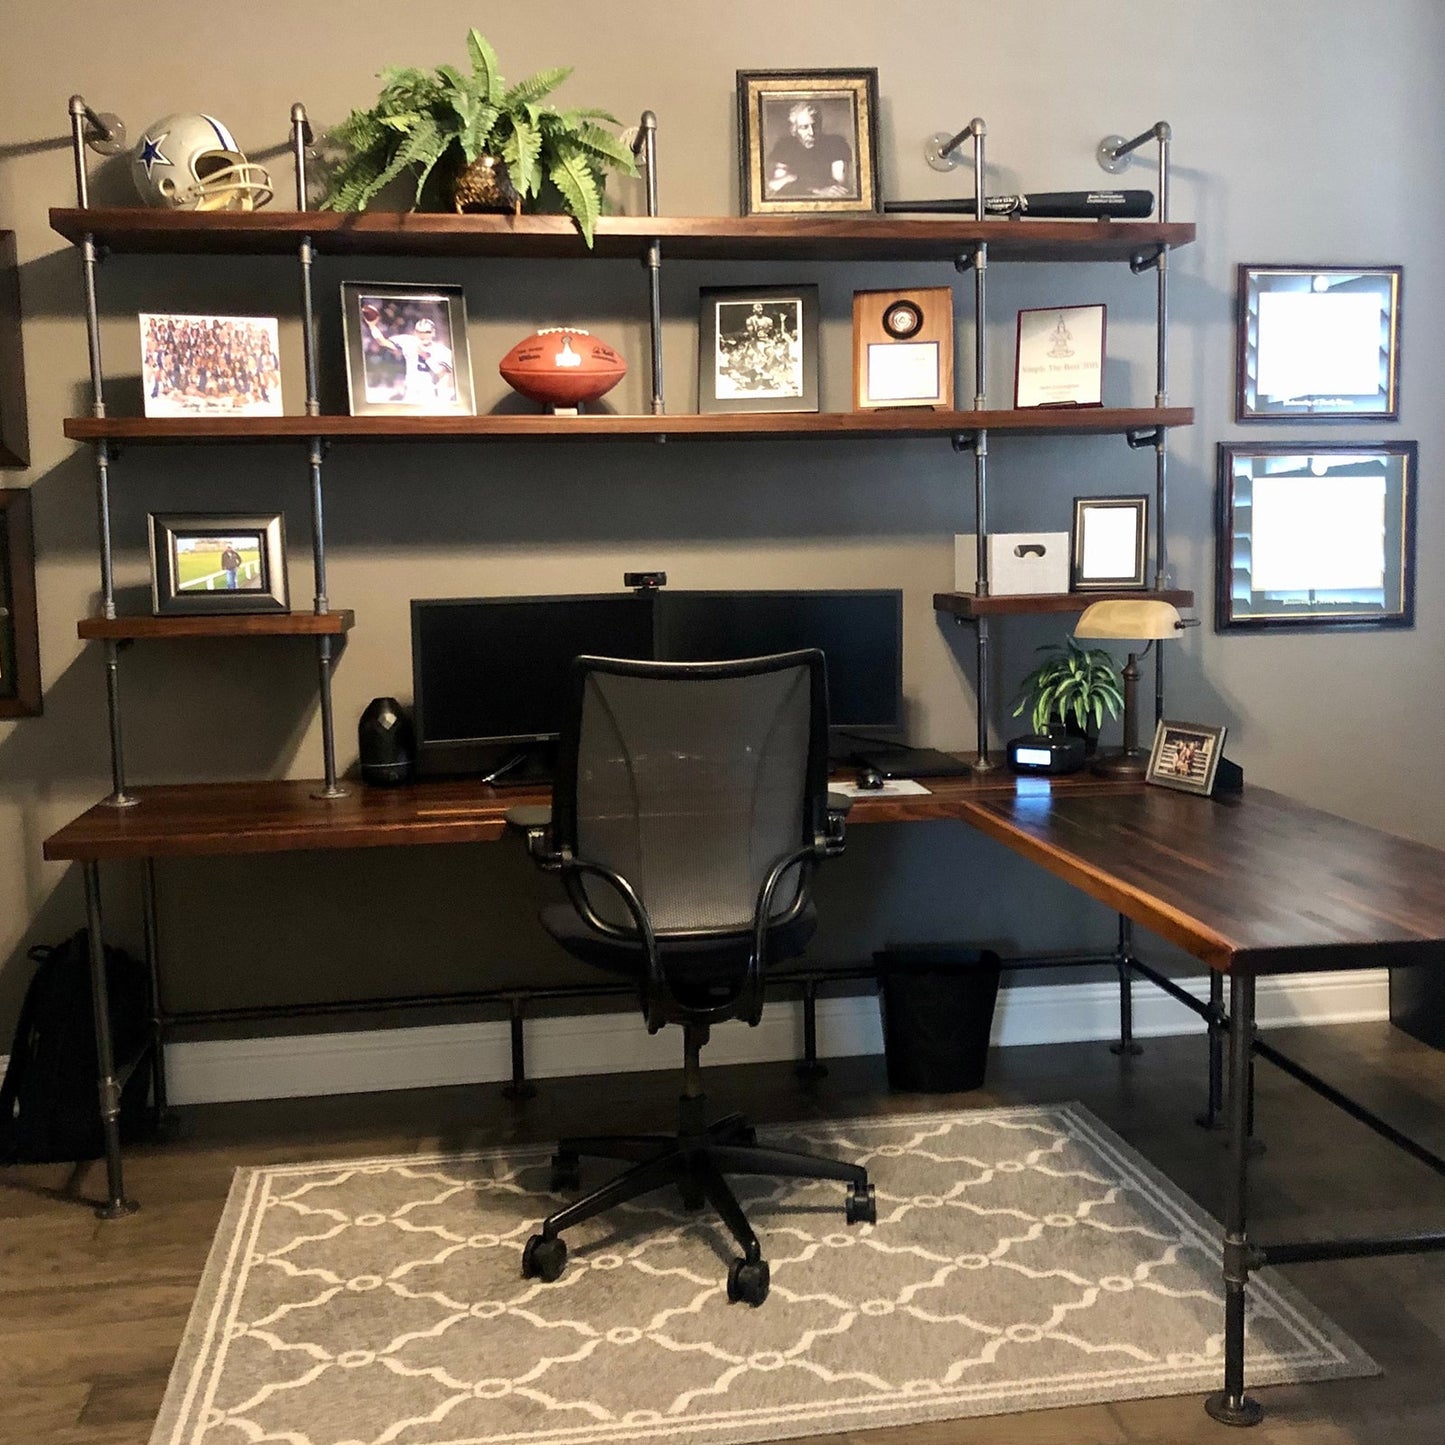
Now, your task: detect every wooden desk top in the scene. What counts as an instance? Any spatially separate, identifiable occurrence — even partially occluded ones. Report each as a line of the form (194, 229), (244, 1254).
(42, 773), (1445, 977)
(963, 787), (1445, 975)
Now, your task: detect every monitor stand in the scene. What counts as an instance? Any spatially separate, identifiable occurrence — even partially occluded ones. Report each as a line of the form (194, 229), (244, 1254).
(847, 744), (973, 780)
(481, 742), (558, 788)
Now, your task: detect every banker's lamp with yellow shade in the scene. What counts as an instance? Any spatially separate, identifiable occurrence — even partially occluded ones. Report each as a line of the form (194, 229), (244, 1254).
(1073, 599), (1195, 777)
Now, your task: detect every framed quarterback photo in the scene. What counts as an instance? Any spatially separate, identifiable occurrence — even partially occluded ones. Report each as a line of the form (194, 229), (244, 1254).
(341, 282), (475, 417)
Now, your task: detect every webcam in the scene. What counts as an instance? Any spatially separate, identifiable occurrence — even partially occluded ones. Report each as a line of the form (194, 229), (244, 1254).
(624, 571), (667, 591)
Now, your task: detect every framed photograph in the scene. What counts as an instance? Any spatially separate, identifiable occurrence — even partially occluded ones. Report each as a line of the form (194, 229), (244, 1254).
(140, 313), (282, 418)
(0, 489), (40, 717)
(1146, 720), (1227, 797)
(1216, 441), (1416, 631)
(1237, 264), (1400, 421)
(148, 512), (289, 616)
(853, 287), (954, 410)
(1015, 304), (1106, 408)
(737, 69), (881, 216)
(0, 232), (29, 469)
(1072, 495), (1149, 590)
(699, 285), (819, 414)
(341, 281), (475, 417)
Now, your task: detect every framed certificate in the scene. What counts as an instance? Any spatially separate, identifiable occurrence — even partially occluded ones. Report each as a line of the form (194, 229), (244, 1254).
(1014, 303), (1105, 408)
(853, 287), (954, 410)
(1236, 264), (1401, 420)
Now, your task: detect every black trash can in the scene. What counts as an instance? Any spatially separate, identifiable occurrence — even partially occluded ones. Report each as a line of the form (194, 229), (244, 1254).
(875, 943), (1003, 1092)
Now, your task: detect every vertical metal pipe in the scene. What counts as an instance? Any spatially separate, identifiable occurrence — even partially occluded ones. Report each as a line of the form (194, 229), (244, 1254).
(102, 638), (136, 807)
(645, 240), (664, 415)
(308, 439), (327, 612)
(796, 978), (827, 1080)
(1205, 971), (1264, 1427)
(1197, 970), (1225, 1129)
(502, 997), (537, 1100)
(291, 102), (312, 211)
(83, 862), (138, 1218)
(313, 636), (344, 799)
(141, 858), (169, 1116)
(298, 237), (321, 420)
(69, 96), (92, 209)
(94, 441), (117, 617)
(1109, 915), (1143, 1056)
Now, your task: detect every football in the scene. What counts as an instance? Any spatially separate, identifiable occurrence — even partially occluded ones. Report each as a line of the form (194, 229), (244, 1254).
(498, 327), (627, 409)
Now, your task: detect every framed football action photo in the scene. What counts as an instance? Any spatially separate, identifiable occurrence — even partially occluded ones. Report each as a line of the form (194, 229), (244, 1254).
(698, 285), (819, 414)
(140, 313), (282, 418)
(1146, 720), (1227, 796)
(341, 281), (475, 417)
(737, 69), (881, 216)
(1237, 264), (1401, 421)
(148, 512), (289, 616)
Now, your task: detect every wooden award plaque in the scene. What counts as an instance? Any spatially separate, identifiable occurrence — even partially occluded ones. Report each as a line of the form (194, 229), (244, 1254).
(852, 286), (954, 410)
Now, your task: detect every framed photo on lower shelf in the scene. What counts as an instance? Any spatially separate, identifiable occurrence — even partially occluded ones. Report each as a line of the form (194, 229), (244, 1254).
(1071, 495), (1148, 590)
(0, 489), (41, 717)
(1146, 720), (1226, 796)
(149, 512), (289, 616)
(698, 285), (819, 413)
(341, 281), (475, 417)
(1015, 303), (1105, 408)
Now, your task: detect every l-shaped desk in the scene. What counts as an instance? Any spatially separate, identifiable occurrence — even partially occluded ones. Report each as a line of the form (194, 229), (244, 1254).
(42, 769), (1445, 1425)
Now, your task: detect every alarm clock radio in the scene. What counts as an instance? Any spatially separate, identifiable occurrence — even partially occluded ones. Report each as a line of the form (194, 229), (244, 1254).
(1006, 733), (1088, 776)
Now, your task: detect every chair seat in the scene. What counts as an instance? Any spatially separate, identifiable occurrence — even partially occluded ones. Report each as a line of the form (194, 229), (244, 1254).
(541, 901), (817, 1006)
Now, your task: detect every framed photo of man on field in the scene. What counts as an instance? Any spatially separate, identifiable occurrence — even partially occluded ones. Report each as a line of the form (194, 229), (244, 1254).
(148, 512), (289, 616)
(737, 69), (880, 215)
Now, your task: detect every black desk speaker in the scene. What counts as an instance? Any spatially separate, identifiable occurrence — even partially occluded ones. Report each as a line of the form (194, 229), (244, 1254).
(358, 696), (414, 786)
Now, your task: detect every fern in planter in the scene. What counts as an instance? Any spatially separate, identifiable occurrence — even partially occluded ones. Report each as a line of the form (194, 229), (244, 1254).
(1012, 638), (1124, 738)
(320, 28), (637, 246)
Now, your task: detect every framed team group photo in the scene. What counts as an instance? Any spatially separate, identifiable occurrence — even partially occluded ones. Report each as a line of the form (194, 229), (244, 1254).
(736, 69), (881, 216)
(698, 284), (820, 414)
(139, 312), (283, 418)
(341, 281), (475, 417)
(148, 511), (290, 616)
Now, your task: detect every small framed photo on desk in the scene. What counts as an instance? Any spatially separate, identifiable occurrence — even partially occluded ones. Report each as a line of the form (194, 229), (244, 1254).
(1145, 720), (1226, 796)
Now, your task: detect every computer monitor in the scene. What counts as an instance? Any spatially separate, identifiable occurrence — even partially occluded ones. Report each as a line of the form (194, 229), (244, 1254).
(655, 589), (902, 732)
(410, 587), (903, 778)
(411, 594), (654, 776)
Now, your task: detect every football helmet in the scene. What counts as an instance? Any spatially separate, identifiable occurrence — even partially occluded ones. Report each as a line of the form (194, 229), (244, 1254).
(132, 114), (273, 211)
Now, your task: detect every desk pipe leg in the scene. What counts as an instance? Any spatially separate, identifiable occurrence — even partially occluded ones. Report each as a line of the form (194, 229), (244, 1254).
(1197, 971), (1225, 1130)
(1205, 970), (1263, 1427)
(83, 862), (139, 1220)
(796, 978), (828, 1081)
(140, 859), (172, 1125)
(1109, 916), (1143, 1056)
(502, 996), (537, 1101)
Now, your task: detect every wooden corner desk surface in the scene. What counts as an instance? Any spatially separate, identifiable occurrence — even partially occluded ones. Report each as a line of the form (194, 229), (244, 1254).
(42, 769), (1445, 978)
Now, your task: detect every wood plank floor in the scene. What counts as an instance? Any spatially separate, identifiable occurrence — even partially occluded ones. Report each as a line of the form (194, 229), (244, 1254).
(3, 1020), (1445, 1444)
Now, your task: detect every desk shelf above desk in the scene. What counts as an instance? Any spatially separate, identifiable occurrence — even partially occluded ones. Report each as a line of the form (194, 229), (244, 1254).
(76, 611), (355, 641)
(63, 408), (1194, 447)
(934, 589), (1194, 619)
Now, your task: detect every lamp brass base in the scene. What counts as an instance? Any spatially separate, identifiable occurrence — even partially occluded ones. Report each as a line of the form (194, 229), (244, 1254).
(1092, 750), (1150, 779)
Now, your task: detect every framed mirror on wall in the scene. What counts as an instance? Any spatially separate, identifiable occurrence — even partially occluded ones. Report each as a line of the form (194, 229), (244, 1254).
(0, 489), (41, 717)
(1216, 442), (1417, 632)
(1236, 264), (1401, 421)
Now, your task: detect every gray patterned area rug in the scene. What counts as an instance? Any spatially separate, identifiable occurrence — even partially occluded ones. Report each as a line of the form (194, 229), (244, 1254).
(152, 1103), (1374, 1445)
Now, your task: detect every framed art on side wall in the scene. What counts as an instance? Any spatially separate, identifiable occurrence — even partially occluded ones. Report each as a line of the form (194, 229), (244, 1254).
(149, 512), (289, 616)
(737, 69), (881, 216)
(698, 285), (819, 414)
(0, 489), (41, 717)
(0, 232), (30, 469)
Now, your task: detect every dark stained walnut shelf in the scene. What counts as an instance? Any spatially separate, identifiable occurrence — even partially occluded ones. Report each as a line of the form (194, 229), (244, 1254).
(934, 589), (1194, 618)
(64, 407), (1194, 446)
(50, 208), (1195, 264)
(76, 611), (355, 641)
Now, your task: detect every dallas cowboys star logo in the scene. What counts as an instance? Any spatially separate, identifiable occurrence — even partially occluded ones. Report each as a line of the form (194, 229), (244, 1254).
(138, 132), (171, 178)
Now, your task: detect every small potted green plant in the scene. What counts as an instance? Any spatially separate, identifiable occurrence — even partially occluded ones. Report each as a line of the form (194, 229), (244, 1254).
(1011, 637), (1123, 752)
(320, 29), (637, 246)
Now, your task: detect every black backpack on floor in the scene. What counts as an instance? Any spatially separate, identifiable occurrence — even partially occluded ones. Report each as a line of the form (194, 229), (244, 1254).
(0, 929), (155, 1165)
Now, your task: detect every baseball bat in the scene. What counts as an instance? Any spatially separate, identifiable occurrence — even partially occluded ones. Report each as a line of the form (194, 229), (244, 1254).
(883, 189), (1154, 219)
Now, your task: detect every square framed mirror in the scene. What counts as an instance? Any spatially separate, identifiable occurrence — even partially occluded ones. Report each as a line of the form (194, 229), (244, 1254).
(1216, 441), (1416, 631)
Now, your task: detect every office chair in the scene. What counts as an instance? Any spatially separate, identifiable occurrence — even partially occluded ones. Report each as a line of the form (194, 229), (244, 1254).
(506, 650), (875, 1307)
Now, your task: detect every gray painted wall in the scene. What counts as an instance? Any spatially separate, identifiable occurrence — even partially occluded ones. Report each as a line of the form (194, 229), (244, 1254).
(1, 2), (1441, 1029)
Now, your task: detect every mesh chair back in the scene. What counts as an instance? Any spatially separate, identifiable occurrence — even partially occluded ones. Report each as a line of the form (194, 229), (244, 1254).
(553, 651), (829, 937)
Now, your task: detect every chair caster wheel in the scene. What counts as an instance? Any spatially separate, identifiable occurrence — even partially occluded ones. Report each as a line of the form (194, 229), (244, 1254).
(522, 1233), (567, 1283)
(549, 1152), (581, 1191)
(846, 1182), (877, 1225)
(727, 1256), (770, 1306)
(678, 1173), (707, 1212)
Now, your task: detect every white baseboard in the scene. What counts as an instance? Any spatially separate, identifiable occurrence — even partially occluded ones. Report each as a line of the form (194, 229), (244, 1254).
(160, 968), (1390, 1106)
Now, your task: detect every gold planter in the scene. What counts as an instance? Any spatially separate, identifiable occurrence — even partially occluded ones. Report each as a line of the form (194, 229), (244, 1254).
(451, 155), (520, 215)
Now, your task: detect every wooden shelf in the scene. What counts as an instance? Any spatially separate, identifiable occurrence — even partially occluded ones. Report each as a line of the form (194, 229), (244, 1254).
(51, 208), (1195, 264)
(64, 407), (1193, 447)
(76, 610), (354, 640)
(934, 589), (1194, 618)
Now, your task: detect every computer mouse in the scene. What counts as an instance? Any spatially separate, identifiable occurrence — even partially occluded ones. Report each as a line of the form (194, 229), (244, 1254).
(856, 765), (885, 791)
